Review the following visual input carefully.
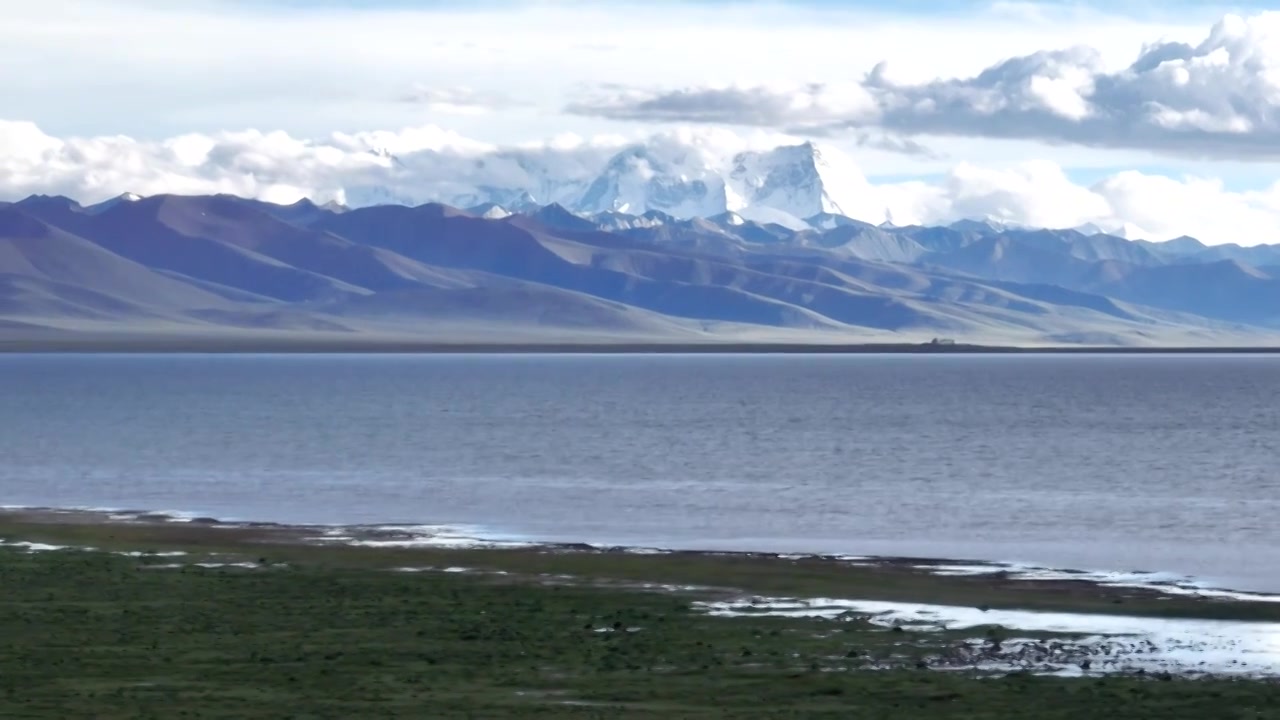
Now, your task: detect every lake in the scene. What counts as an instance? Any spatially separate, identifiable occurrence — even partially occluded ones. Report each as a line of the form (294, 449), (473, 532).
(1, 353), (1277, 591)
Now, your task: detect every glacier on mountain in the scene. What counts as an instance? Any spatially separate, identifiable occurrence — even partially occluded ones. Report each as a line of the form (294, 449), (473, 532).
(725, 142), (874, 227)
(575, 144), (727, 217)
(335, 138), (884, 231)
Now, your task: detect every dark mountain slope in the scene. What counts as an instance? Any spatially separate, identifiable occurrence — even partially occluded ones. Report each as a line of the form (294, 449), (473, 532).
(0, 207), (237, 315)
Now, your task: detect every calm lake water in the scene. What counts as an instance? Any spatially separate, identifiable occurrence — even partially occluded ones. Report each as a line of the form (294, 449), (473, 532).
(2, 353), (1278, 590)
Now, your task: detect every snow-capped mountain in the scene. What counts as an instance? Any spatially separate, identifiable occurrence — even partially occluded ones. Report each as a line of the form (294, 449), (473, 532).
(574, 144), (727, 217)
(334, 139), (873, 229)
(85, 191), (143, 215)
(342, 146), (591, 210)
(466, 202), (513, 220)
(591, 209), (675, 231)
(725, 142), (867, 228)
(711, 210), (747, 227)
(567, 140), (868, 228)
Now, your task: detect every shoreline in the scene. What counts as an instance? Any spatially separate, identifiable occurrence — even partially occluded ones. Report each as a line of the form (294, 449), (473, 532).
(3, 506), (1279, 620)
(4, 337), (1280, 354)
(6, 505), (1280, 698)
(4, 505), (1273, 603)
(7, 542), (1280, 716)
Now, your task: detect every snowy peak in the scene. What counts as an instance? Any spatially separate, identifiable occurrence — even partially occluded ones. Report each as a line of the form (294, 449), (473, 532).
(467, 202), (512, 220)
(84, 191), (144, 215)
(714, 211), (746, 226)
(326, 137), (886, 228)
(591, 208), (673, 231)
(575, 144), (726, 217)
(326, 138), (886, 229)
(726, 142), (867, 228)
(475, 188), (542, 213)
(948, 218), (1008, 234)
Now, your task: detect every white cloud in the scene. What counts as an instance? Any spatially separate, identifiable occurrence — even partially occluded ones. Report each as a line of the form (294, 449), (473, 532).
(329, 126), (496, 156)
(4, 0), (1264, 199)
(0, 0), (1215, 143)
(6, 1), (1278, 259)
(1092, 172), (1280, 244)
(4, 119), (1280, 247)
(569, 12), (1280, 161)
(570, 82), (879, 128)
(938, 161), (1113, 230)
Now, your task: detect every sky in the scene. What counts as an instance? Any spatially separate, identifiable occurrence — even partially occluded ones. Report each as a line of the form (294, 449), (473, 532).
(3, 0), (1280, 244)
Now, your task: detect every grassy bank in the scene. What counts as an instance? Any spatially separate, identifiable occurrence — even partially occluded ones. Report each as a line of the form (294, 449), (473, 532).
(2, 547), (1280, 719)
(3, 514), (1280, 717)
(2, 511), (1279, 622)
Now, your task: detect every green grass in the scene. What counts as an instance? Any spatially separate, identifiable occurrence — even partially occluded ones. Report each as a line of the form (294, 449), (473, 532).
(4, 514), (1280, 621)
(2, 547), (1280, 719)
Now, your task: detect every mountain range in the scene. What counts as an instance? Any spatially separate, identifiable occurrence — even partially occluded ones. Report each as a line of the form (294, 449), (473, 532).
(2, 189), (1279, 346)
(343, 140), (890, 230)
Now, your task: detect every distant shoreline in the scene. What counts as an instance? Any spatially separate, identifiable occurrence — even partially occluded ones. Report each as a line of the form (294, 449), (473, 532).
(3, 336), (1280, 354)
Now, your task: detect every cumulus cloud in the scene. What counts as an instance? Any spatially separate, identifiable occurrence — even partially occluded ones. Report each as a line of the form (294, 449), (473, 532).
(568, 13), (1280, 160)
(2, 0), (1220, 144)
(0, 120), (634, 209)
(568, 85), (936, 157)
(568, 82), (878, 127)
(1091, 171), (1280, 243)
(3, 119), (1280, 246)
(878, 162), (1280, 246)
